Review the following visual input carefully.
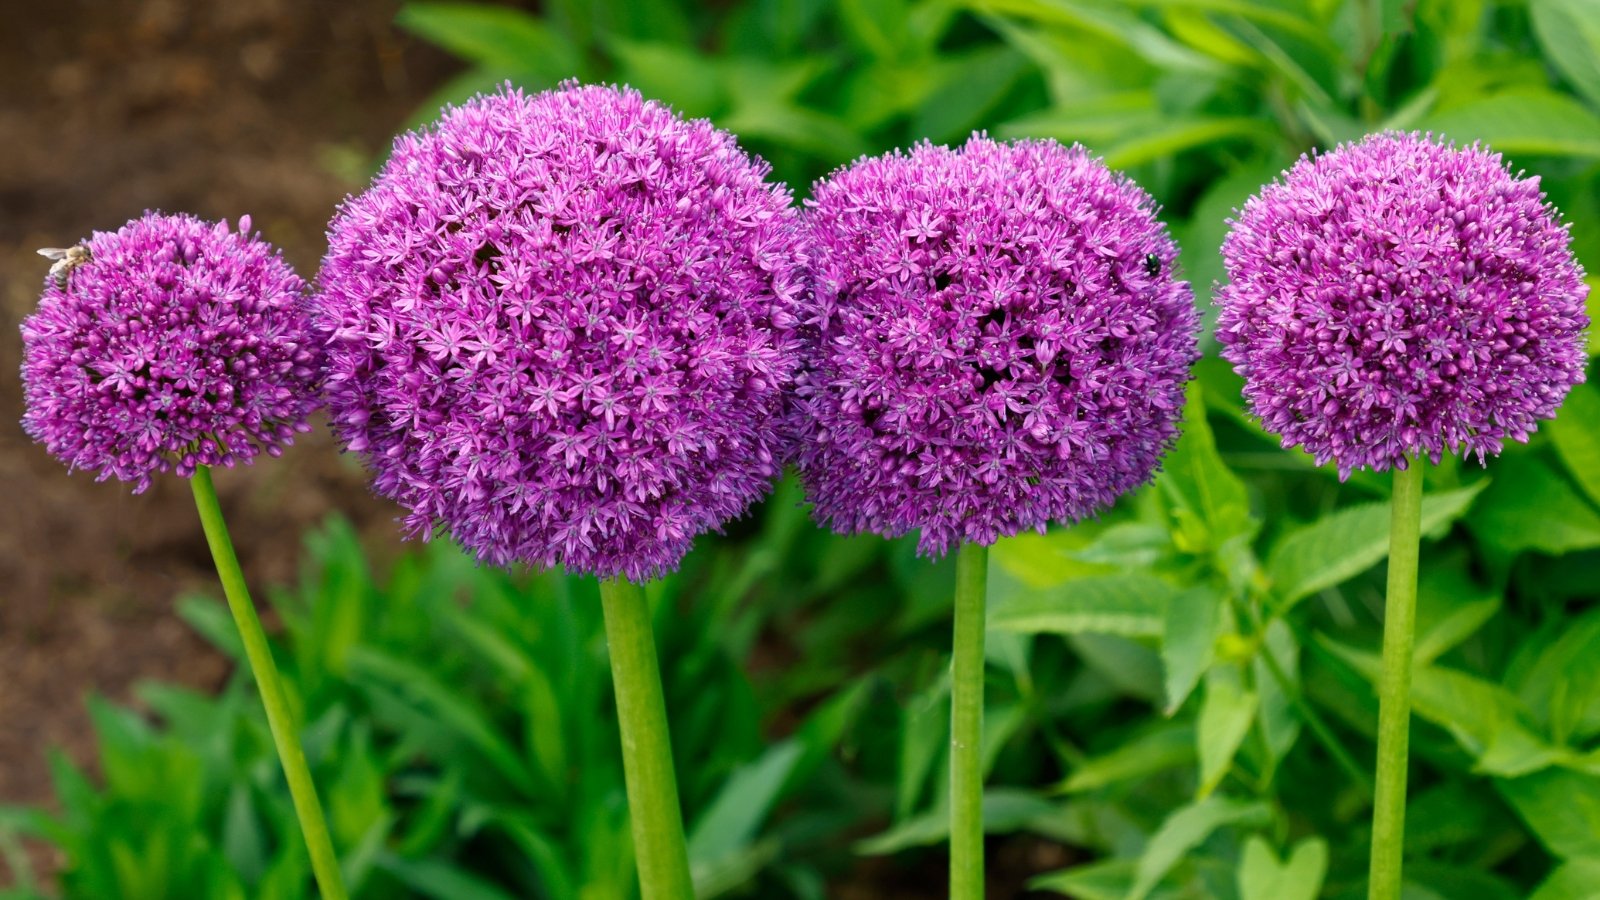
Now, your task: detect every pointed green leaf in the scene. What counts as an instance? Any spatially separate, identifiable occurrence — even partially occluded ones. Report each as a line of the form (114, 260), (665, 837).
(1129, 797), (1272, 900)
(1499, 769), (1600, 860)
(989, 572), (1174, 637)
(1531, 0), (1600, 109)
(1548, 383), (1600, 510)
(1266, 482), (1485, 607)
(395, 3), (582, 83)
(1162, 587), (1222, 713)
(1420, 90), (1600, 158)
(1531, 857), (1600, 900)
(1197, 670), (1257, 797)
(1471, 455), (1600, 555)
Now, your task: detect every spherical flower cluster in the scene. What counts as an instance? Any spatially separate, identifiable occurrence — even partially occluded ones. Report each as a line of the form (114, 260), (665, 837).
(20, 212), (319, 493)
(1217, 132), (1590, 477)
(796, 136), (1200, 555)
(313, 83), (803, 580)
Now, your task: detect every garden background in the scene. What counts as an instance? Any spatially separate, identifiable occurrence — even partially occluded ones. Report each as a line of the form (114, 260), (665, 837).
(2, 0), (1600, 896)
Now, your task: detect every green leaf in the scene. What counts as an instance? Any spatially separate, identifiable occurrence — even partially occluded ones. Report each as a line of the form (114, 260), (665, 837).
(1530, 0), (1600, 109)
(1129, 797), (1272, 900)
(1405, 781), (1495, 853)
(990, 525), (1119, 589)
(347, 648), (537, 795)
(856, 789), (1057, 855)
(989, 572), (1175, 637)
(1470, 455), (1600, 556)
(837, 0), (912, 60)
(1548, 383), (1600, 510)
(1509, 608), (1600, 744)
(1000, 91), (1164, 148)
(1031, 858), (1144, 900)
(913, 46), (1030, 143)
(1162, 587), (1222, 713)
(376, 853), (521, 900)
(606, 40), (723, 117)
(1588, 277), (1600, 354)
(1214, 14), (1342, 105)
(1499, 768), (1600, 859)
(689, 741), (803, 867)
(1413, 564), (1501, 665)
(1058, 723), (1195, 793)
(395, 3), (582, 83)
(1158, 383), (1255, 554)
(976, 0), (1226, 74)
(1322, 638), (1560, 777)
(1196, 670), (1257, 798)
(896, 679), (949, 820)
(1266, 482), (1485, 607)
(220, 785), (266, 885)
(1420, 90), (1600, 158)
(1102, 117), (1274, 169)
(176, 595), (244, 660)
(1071, 633), (1166, 703)
(1531, 857), (1600, 900)
(1252, 620), (1302, 765)
(1237, 835), (1328, 900)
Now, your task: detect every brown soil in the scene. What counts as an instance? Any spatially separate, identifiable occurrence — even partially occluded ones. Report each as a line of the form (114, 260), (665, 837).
(0, 0), (453, 865)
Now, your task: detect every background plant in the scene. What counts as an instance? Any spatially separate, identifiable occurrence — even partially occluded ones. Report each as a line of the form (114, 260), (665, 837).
(6, 0), (1600, 897)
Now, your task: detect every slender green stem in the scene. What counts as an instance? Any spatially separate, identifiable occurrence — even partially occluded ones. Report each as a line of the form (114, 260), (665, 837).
(1368, 461), (1424, 900)
(190, 467), (347, 900)
(599, 577), (695, 900)
(950, 542), (989, 900)
(1256, 632), (1373, 794)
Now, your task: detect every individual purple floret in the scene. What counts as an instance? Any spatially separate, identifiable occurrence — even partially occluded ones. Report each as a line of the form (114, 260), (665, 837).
(1217, 132), (1590, 478)
(796, 135), (1200, 555)
(313, 83), (803, 581)
(20, 212), (319, 493)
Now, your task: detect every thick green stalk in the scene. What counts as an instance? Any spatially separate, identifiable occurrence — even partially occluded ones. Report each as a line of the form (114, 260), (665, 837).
(599, 577), (695, 900)
(190, 466), (347, 900)
(1368, 462), (1424, 900)
(950, 542), (989, 900)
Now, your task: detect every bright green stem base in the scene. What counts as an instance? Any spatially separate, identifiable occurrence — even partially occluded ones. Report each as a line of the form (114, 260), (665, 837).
(190, 467), (348, 900)
(950, 543), (989, 900)
(599, 578), (695, 900)
(1368, 462), (1424, 900)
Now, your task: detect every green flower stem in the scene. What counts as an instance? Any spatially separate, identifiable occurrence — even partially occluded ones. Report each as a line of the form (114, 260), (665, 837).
(599, 577), (695, 900)
(950, 542), (989, 900)
(190, 466), (348, 900)
(1368, 461), (1424, 900)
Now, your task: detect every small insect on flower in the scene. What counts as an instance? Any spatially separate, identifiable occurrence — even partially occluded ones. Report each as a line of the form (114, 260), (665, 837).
(37, 245), (92, 288)
(1144, 253), (1162, 277)
(21, 212), (321, 493)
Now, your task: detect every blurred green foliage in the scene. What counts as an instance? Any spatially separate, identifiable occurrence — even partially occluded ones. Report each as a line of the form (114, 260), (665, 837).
(7, 0), (1600, 897)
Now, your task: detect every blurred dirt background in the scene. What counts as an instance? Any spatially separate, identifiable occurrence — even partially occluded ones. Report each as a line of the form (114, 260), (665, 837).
(0, 0), (455, 836)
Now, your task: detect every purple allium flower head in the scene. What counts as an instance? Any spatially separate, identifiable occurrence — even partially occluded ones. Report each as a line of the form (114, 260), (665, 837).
(313, 83), (803, 581)
(797, 135), (1200, 555)
(1217, 132), (1590, 477)
(20, 212), (319, 493)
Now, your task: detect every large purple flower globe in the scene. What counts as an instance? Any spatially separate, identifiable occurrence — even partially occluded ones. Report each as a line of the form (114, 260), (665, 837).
(797, 136), (1200, 555)
(313, 84), (803, 580)
(1217, 132), (1590, 477)
(20, 212), (319, 493)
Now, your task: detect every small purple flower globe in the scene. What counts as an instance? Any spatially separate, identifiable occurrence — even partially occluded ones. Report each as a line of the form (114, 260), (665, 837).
(797, 136), (1200, 555)
(1217, 132), (1590, 477)
(20, 212), (319, 493)
(313, 83), (803, 580)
